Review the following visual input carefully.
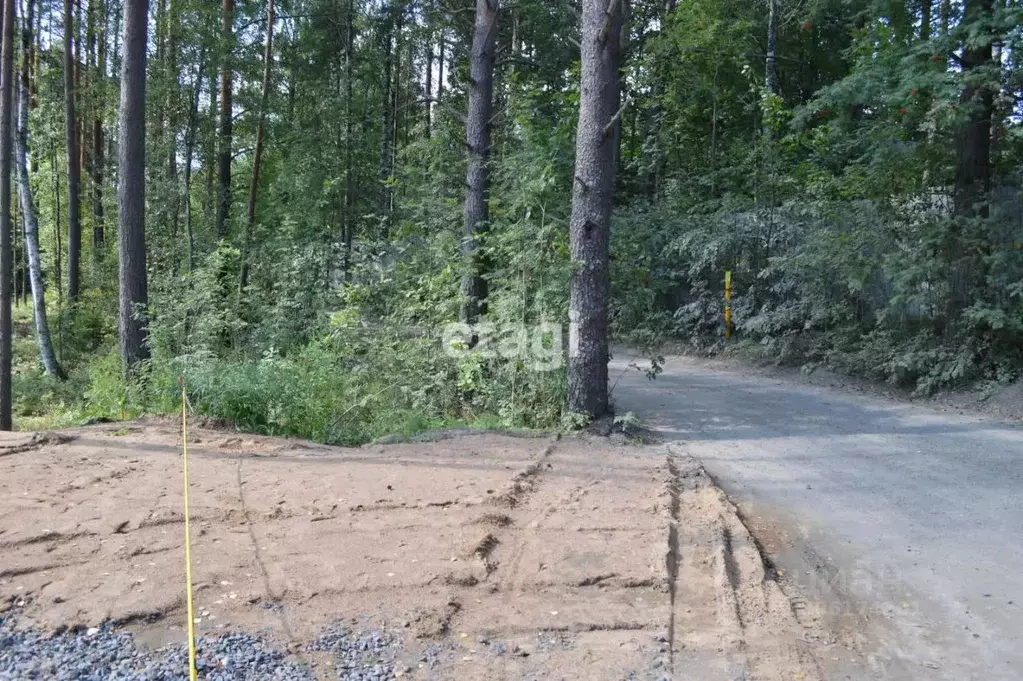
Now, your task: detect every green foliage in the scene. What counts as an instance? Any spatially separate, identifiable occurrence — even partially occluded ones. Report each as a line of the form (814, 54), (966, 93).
(11, 0), (1023, 435)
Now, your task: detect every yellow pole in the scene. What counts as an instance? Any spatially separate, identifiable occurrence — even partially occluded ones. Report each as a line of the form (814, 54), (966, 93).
(180, 377), (198, 681)
(724, 270), (732, 341)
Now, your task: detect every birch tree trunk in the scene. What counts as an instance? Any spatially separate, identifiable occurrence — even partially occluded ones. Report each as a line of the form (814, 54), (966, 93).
(459, 0), (498, 324)
(565, 0), (624, 417)
(16, 6), (64, 380)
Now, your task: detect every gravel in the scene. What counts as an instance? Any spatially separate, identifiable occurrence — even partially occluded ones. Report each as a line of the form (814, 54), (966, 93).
(0, 612), (314, 680)
(0, 611), (410, 681)
(308, 620), (403, 681)
(1, 610), (668, 680)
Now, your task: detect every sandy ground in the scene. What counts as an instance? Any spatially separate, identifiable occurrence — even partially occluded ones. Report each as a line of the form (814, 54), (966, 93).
(0, 422), (831, 680)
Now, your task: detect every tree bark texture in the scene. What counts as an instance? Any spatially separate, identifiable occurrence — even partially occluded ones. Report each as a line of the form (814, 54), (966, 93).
(117, 0), (150, 373)
(183, 50), (204, 272)
(954, 0), (993, 218)
(239, 0), (274, 291)
(946, 0), (994, 322)
(64, 0), (81, 304)
(91, 0), (104, 258)
(765, 0), (777, 94)
(459, 0), (498, 324)
(424, 25), (432, 138)
(0, 0), (15, 429)
(565, 0), (624, 417)
(216, 0), (233, 240)
(378, 4), (393, 225)
(16, 4), (64, 380)
(343, 0), (354, 279)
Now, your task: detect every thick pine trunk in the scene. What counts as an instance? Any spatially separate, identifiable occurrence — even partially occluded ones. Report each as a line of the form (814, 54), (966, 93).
(565, 0), (624, 417)
(117, 0), (150, 373)
(64, 0), (81, 304)
(239, 0), (275, 291)
(16, 2), (64, 380)
(459, 0), (498, 324)
(215, 0), (233, 241)
(0, 0), (14, 429)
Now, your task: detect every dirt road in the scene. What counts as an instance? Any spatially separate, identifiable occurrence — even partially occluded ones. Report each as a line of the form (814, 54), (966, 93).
(610, 350), (1023, 681)
(0, 422), (827, 680)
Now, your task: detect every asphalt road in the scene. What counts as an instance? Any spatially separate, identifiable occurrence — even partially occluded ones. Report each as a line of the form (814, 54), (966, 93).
(610, 350), (1023, 681)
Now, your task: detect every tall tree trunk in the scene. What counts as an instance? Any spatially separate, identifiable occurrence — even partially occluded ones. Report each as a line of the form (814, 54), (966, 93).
(109, 0), (120, 76)
(0, 0), (14, 428)
(378, 6), (393, 227)
(343, 0), (354, 280)
(215, 0), (233, 241)
(460, 0), (498, 324)
(947, 0), (994, 321)
(437, 28), (444, 109)
(183, 51), (204, 272)
(920, 0), (931, 40)
(765, 0), (777, 94)
(50, 140), (63, 347)
(64, 0), (81, 304)
(239, 0), (275, 291)
(954, 0), (993, 218)
(424, 25), (432, 138)
(165, 0), (177, 176)
(17, 53), (64, 379)
(117, 0), (150, 373)
(565, 0), (624, 417)
(165, 0), (179, 239)
(90, 0), (104, 259)
(30, 4), (38, 114)
(75, 0), (84, 184)
(205, 57), (217, 225)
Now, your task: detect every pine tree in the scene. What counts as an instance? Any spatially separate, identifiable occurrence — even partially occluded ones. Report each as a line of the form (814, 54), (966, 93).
(117, 0), (149, 373)
(566, 0), (624, 417)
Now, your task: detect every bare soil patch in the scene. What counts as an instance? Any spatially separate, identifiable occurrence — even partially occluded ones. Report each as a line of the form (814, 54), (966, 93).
(0, 423), (830, 679)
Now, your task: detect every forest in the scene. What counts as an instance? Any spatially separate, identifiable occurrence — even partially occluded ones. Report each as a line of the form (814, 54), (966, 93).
(0, 0), (1020, 443)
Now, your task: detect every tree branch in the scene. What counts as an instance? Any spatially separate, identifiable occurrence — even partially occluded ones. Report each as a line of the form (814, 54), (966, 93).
(598, 0), (620, 44)
(604, 98), (628, 137)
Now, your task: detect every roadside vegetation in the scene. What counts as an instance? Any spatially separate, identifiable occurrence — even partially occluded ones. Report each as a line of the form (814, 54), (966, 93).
(3, 0), (1022, 442)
